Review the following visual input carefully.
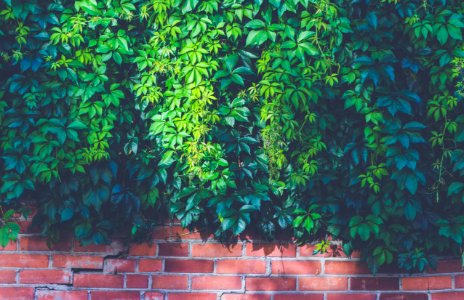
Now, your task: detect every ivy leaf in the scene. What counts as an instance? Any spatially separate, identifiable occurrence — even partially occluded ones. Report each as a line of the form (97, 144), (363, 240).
(60, 207), (74, 221)
(246, 30), (268, 46)
(74, 223), (92, 239)
(448, 182), (464, 196)
(68, 120), (87, 130)
(404, 202), (416, 221)
(405, 175), (418, 195)
(181, 0), (199, 14)
(436, 25), (449, 45)
(245, 19), (266, 29)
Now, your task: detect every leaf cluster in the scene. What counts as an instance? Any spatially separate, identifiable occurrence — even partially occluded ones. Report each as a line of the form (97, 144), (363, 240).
(1, 0), (464, 272)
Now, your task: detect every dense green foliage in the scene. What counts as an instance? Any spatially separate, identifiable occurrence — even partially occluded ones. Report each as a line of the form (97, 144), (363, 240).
(1, 0), (464, 272)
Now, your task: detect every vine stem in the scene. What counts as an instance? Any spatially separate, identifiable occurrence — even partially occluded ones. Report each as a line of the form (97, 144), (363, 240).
(436, 116), (448, 202)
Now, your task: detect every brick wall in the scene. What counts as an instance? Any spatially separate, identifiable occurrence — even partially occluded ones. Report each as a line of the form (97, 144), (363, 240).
(0, 223), (463, 300)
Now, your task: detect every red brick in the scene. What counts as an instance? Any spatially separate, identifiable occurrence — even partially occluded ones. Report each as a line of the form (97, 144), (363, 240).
(0, 287), (34, 300)
(222, 295), (271, 300)
(168, 293), (216, 300)
(19, 236), (72, 251)
(298, 245), (323, 257)
(380, 294), (428, 300)
(19, 236), (48, 251)
(19, 269), (71, 284)
(74, 273), (123, 288)
(53, 254), (103, 269)
(246, 243), (296, 257)
(0, 270), (16, 283)
(432, 292), (464, 300)
(74, 240), (125, 254)
(36, 290), (88, 300)
(153, 275), (188, 289)
(246, 277), (296, 291)
(0, 254), (48, 268)
(431, 259), (462, 273)
(192, 243), (242, 257)
(74, 243), (107, 252)
(144, 292), (164, 300)
(453, 275), (464, 288)
(192, 275), (241, 290)
(299, 245), (346, 258)
(0, 240), (17, 251)
(351, 277), (399, 290)
(217, 259), (266, 274)
(159, 243), (189, 256)
(91, 291), (140, 300)
(274, 295), (324, 300)
(165, 259), (213, 273)
(139, 259), (163, 272)
(402, 276), (451, 290)
(129, 242), (157, 256)
(350, 251), (362, 258)
(127, 274), (149, 288)
(18, 220), (33, 233)
(328, 294), (377, 300)
(272, 260), (321, 275)
(103, 258), (136, 273)
(299, 277), (347, 291)
(324, 261), (370, 274)
(152, 225), (204, 240)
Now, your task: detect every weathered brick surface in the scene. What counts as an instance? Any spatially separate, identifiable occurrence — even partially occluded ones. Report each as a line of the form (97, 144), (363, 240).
(19, 269), (71, 284)
(432, 292), (464, 300)
(20, 236), (72, 251)
(138, 258), (163, 272)
(191, 275), (242, 290)
(159, 242), (189, 257)
(328, 294), (377, 300)
(324, 261), (370, 274)
(272, 260), (321, 275)
(217, 259), (266, 274)
(129, 242), (157, 256)
(380, 293), (429, 300)
(452, 274), (464, 288)
(165, 259), (214, 273)
(0, 253), (48, 268)
(275, 295), (324, 300)
(53, 254), (103, 269)
(36, 290), (88, 300)
(0, 270), (16, 283)
(402, 276), (452, 290)
(168, 293), (217, 300)
(74, 273), (124, 288)
(0, 226), (463, 299)
(0, 287), (35, 300)
(103, 258), (136, 273)
(299, 277), (348, 291)
(152, 275), (188, 290)
(192, 243), (242, 257)
(246, 243), (296, 257)
(126, 274), (149, 288)
(246, 277), (297, 291)
(351, 277), (399, 290)
(91, 290), (140, 300)
(222, 295), (272, 300)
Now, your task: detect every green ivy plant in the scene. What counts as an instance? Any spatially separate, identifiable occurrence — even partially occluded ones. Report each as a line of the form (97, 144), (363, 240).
(1, 0), (464, 272)
(0, 206), (27, 247)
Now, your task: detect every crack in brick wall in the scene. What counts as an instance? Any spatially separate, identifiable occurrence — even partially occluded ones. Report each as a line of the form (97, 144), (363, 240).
(0, 224), (463, 300)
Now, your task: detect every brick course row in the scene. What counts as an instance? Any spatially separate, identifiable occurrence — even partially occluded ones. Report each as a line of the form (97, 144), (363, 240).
(0, 229), (463, 299)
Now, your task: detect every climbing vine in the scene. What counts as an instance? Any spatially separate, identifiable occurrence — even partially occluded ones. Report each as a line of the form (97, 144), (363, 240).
(1, 0), (464, 272)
